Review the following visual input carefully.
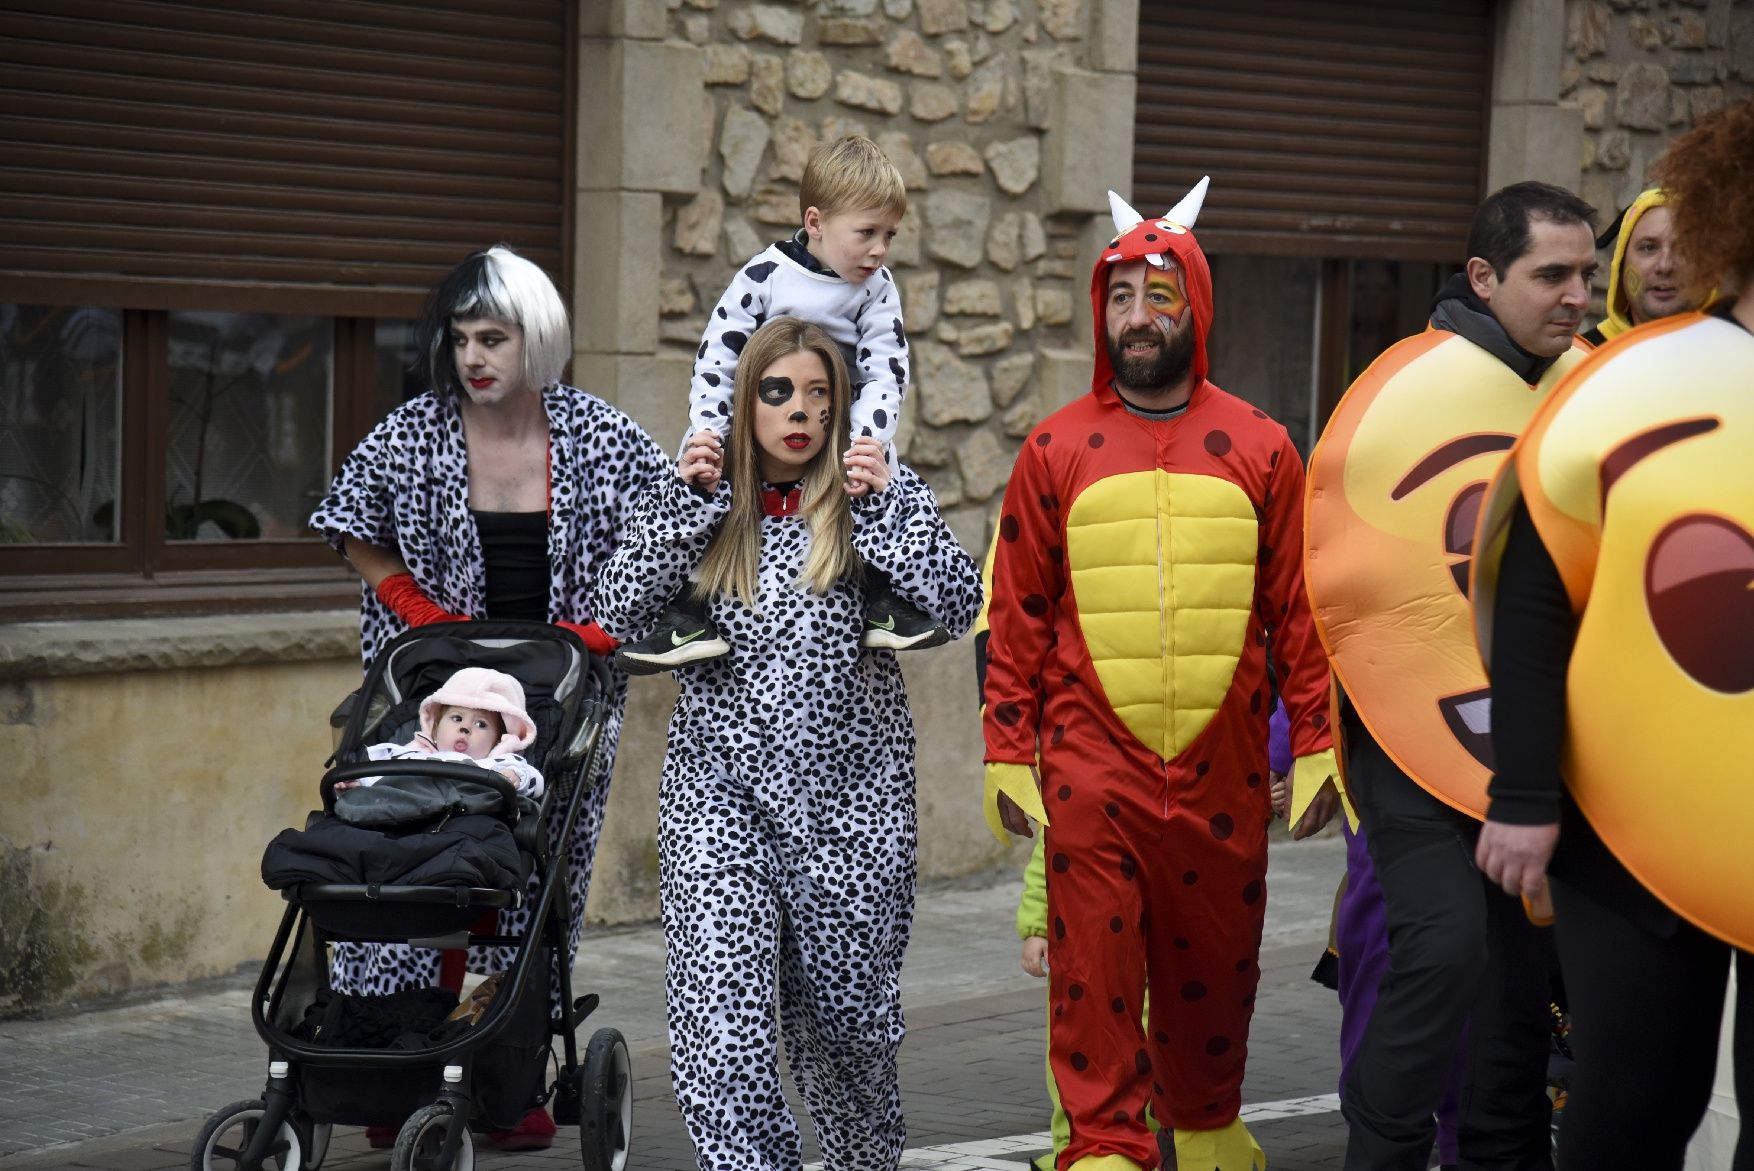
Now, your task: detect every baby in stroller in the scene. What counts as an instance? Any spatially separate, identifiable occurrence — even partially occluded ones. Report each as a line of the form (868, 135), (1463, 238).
(233, 622), (631, 1171)
(335, 666), (545, 799)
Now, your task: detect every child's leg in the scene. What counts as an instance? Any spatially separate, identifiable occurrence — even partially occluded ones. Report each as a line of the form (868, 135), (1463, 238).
(613, 587), (728, 673)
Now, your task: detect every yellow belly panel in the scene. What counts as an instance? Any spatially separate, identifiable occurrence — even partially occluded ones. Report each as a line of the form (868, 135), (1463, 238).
(1066, 470), (1258, 761)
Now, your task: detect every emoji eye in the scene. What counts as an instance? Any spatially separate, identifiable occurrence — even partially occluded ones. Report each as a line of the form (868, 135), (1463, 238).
(1441, 481), (1486, 597)
(1644, 514), (1754, 693)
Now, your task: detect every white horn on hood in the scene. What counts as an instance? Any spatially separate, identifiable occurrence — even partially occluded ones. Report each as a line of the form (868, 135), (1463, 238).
(1165, 175), (1210, 230)
(1108, 189), (1144, 235)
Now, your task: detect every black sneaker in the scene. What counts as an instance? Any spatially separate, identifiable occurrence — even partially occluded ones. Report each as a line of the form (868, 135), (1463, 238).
(615, 597), (729, 674)
(862, 579), (949, 651)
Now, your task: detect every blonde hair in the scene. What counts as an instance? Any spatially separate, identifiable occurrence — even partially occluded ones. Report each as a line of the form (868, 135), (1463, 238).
(694, 319), (858, 611)
(799, 135), (908, 222)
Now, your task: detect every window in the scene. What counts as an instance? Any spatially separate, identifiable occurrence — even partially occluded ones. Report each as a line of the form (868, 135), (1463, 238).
(1206, 256), (1455, 455)
(0, 304), (420, 619)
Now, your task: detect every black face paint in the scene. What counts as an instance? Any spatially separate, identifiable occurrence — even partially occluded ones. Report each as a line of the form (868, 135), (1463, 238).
(818, 409), (830, 427)
(758, 376), (794, 407)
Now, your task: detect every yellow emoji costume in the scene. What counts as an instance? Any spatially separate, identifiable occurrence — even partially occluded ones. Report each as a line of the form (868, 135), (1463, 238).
(1476, 308), (1754, 950)
(1305, 329), (1589, 816)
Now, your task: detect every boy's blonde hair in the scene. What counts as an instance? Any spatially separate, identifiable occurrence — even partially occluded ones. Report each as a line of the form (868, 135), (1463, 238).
(694, 318), (859, 612)
(799, 135), (908, 221)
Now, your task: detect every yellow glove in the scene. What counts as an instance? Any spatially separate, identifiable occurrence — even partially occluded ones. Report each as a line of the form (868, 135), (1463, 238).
(1288, 747), (1357, 833)
(984, 761), (1049, 844)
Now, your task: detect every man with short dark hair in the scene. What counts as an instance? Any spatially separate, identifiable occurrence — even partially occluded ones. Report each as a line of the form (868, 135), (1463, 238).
(1304, 181), (1597, 1171)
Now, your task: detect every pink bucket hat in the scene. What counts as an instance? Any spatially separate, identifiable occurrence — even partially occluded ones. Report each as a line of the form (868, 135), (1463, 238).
(419, 667), (537, 755)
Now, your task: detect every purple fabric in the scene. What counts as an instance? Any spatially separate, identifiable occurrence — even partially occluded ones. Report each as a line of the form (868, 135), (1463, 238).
(1268, 700), (1292, 775)
(1336, 819), (1464, 1164)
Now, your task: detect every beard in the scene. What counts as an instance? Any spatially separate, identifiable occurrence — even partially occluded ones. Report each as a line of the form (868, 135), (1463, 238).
(1107, 320), (1195, 394)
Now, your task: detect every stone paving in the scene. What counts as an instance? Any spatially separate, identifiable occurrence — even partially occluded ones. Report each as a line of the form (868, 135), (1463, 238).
(0, 838), (1355, 1171)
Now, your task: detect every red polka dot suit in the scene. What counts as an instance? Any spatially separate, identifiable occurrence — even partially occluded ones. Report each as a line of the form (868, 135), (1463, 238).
(979, 188), (1336, 1171)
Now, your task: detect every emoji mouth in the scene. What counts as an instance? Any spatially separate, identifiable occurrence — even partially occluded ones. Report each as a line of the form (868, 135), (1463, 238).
(1437, 689), (1495, 770)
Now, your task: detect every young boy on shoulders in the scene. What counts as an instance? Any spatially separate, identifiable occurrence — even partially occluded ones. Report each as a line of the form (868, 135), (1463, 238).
(617, 134), (944, 673)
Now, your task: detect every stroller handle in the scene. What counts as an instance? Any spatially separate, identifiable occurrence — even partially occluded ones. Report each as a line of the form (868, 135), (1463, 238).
(319, 760), (523, 817)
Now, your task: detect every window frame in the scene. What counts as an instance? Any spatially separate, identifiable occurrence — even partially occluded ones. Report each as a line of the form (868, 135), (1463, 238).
(0, 305), (389, 619)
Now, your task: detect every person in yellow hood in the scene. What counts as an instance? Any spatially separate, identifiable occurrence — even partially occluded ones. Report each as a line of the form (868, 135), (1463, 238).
(1578, 187), (1701, 346)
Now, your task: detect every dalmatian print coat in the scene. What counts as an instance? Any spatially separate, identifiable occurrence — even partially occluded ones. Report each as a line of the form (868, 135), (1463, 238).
(309, 384), (667, 995)
(689, 239), (908, 447)
(592, 466), (981, 1171)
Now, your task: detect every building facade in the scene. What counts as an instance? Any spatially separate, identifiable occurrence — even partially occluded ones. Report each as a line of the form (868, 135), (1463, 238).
(2, 0), (1748, 1014)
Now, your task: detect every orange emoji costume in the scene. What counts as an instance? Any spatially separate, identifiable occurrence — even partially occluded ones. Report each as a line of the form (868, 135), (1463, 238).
(1305, 329), (1590, 816)
(1475, 308), (1754, 950)
(980, 183), (1335, 1171)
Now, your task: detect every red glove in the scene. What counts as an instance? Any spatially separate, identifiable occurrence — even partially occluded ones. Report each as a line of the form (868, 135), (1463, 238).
(375, 572), (470, 627)
(556, 620), (619, 657)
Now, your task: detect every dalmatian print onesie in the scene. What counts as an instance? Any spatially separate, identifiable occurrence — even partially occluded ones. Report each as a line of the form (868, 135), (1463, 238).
(309, 384), (666, 996)
(692, 234), (908, 446)
(593, 466), (981, 1171)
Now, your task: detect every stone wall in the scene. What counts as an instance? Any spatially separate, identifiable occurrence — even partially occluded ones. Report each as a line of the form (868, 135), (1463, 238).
(584, 0), (1138, 556)
(1563, 0), (1754, 221)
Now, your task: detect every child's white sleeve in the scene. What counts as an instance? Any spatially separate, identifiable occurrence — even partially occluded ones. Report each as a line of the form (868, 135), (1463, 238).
(689, 257), (776, 443)
(849, 267), (908, 446)
(486, 755), (545, 800)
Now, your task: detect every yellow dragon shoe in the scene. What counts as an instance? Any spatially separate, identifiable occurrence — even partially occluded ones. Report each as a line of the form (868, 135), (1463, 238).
(1067, 1156), (1145, 1171)
(1173, 1118), (1266, 1171)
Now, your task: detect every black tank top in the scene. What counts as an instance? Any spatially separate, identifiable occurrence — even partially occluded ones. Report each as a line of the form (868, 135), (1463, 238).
(472, 509), (549, 621)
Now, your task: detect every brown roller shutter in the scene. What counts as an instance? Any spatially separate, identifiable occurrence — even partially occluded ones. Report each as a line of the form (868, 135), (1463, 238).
(0, 0), (570, 316)
(1134, 0), (1490, 261)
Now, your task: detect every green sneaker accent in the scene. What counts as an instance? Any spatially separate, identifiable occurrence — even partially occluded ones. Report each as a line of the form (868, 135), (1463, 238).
(869, 614), (896, 631)
(670, 629), (705, 647)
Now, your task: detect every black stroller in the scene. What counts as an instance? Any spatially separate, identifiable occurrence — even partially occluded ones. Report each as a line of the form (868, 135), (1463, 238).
(193, 621), (630, 1171)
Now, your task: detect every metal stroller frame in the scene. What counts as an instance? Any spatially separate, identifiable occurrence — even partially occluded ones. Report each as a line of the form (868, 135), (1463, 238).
(192, 621), (631, 1171)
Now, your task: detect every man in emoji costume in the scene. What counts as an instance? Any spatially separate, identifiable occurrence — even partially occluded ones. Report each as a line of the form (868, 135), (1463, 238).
(981, 179), (1339, 1171)
(1474, 99), (1754, 1170)
(1304, 181), (1598, 1171)
(1578, 188), (1699, 347)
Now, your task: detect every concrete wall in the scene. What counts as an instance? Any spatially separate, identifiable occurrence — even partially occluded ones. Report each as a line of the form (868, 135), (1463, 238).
(0, 612), (1016, 1017)
(0, 617), (358, 1016)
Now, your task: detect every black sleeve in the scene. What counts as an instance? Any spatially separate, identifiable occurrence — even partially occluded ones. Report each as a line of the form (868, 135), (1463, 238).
(1485, 500), (1576, 825)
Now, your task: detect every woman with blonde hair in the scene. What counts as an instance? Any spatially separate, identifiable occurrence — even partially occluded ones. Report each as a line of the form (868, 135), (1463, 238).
(593, 316), (981, 1171)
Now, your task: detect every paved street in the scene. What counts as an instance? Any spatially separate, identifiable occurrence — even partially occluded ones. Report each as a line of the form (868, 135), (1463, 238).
(0, 836), (1353, 1170)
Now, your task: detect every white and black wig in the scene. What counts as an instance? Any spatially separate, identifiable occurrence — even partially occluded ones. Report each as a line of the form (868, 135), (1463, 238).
(420, 244), (571, 397)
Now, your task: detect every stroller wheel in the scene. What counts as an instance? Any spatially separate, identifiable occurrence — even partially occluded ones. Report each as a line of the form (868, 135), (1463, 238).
(579, 1027), (632, 1171)
(293, 1114), (331, 1171)
(191, 1099), (303, 1171)
(392, 1102), (474, 1171)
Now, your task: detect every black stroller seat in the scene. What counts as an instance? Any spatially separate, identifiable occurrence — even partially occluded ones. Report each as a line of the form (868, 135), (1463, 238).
(197, 621), (632, 1171)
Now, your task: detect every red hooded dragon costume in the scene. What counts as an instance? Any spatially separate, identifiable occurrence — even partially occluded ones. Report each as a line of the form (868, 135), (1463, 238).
(978, 182), (1338, 1171)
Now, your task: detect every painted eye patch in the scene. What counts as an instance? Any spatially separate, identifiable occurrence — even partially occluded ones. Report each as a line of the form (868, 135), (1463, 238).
(758, 376), (794, 407)
(1144, 270), (1188, 328)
